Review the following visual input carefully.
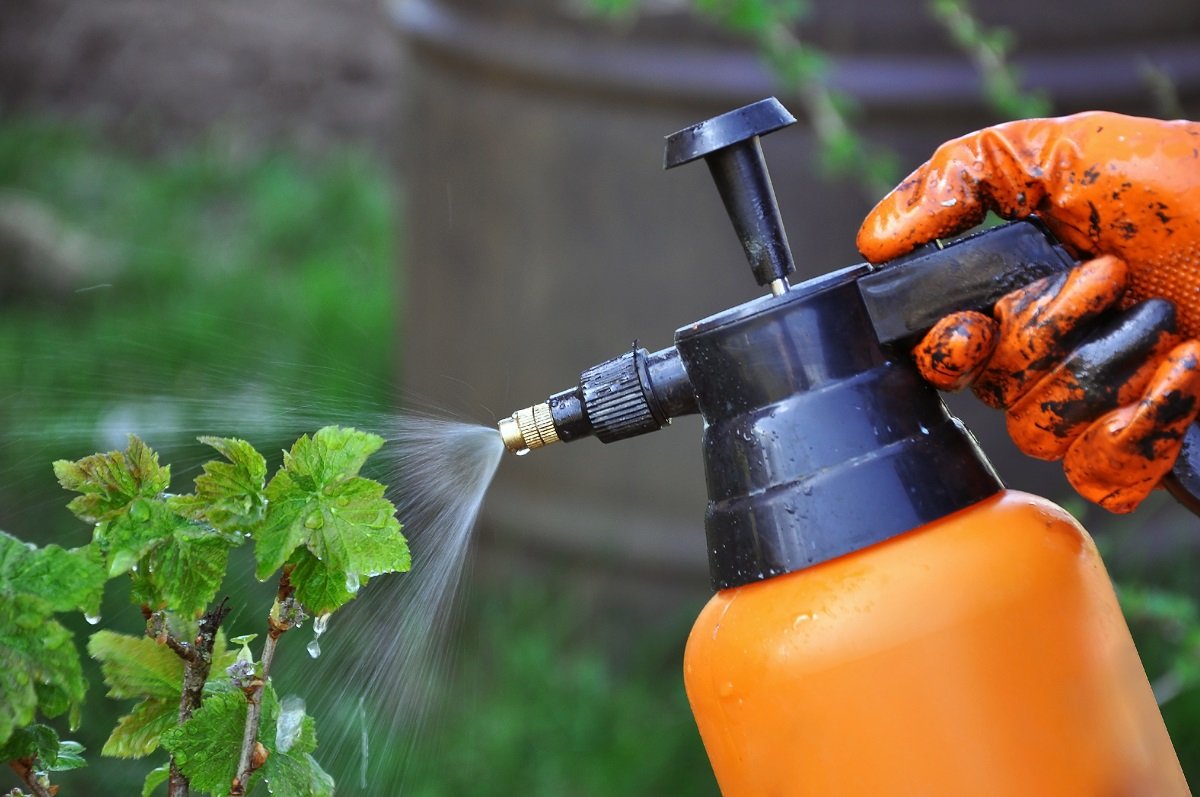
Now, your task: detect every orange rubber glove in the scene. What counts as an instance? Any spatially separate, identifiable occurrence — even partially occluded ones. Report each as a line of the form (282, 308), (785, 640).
(857, 112), (1200, 513)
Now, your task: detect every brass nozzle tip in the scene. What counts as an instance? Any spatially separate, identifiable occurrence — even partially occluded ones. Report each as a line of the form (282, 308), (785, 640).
(498, 402), (560, 454)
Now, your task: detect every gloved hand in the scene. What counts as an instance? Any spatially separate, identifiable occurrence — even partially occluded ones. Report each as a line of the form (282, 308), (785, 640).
(857, 112), (1200, 513)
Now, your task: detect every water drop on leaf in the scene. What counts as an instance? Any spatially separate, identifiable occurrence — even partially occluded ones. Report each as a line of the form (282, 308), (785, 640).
(275, 696), (307, 753)
(313, 612), (330, 636)
(306, 639), (321, 659)
(129, 499), (151, 522)
(346, 572), (360, 594)
(304, 511), (324, 529)
(84, 612), (101, 625)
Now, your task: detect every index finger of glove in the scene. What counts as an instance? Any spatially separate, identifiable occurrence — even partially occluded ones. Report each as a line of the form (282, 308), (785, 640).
(857, 119), (1067, 263)
(972, 254), (1129, 409)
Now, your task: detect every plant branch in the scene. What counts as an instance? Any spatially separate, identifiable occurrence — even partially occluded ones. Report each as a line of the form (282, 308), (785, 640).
(8, 758), (54, 797)
(231, 567), (296, 796)
(160, 599), (231, 797)
(926, 0), (1051, 118)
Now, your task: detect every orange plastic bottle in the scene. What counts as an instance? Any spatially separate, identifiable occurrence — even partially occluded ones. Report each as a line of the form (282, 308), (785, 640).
(669, 265), (1190, 795)
(685, 490), (1189, 795)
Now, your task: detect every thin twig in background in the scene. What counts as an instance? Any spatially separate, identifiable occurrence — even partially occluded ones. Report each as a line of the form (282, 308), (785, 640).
(8, 758), (54, 797)
(926, 0), (1051, 119)
(1139, 61), (1186, 120)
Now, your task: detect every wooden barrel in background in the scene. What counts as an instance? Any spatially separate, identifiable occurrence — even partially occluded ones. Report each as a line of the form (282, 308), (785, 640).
(394, 0), (1200, 613)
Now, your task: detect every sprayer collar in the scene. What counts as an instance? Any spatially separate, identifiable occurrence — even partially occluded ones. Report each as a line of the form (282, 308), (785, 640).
(675, 265), (1002, 590)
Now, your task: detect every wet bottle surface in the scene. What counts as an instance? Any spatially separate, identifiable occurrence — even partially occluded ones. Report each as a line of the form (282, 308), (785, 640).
(685, 491), (1189, 795)
(667, 262), (1189, 794)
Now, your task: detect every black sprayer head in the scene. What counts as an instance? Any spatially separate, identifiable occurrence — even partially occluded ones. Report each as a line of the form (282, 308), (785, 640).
(496, 99), (1107, 591)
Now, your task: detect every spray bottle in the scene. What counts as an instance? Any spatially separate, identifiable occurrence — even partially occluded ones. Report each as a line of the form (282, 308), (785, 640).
(497, 99), (1192, 793)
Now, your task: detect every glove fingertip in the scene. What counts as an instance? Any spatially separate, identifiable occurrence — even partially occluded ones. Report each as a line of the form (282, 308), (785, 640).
(857, 178), (983, 264)
(1063, 342), (1200, 513)
(913, 311), (998, 391)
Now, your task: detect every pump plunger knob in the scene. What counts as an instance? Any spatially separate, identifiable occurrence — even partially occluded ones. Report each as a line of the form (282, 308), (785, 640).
(664, 98), (798, 290)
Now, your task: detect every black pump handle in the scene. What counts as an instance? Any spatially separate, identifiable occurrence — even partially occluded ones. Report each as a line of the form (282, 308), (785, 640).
(857, 218), (1076, 345)
(664, 98), (798, 288)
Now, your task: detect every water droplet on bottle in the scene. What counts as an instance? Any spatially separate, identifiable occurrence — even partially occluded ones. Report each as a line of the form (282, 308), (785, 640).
(345, 572), (361, 594)
(304, 511), (324, 529)
(306, 639), (321, 659)
(84, 612), (101, 625)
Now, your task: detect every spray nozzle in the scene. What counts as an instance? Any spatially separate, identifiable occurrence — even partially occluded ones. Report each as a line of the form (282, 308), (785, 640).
(498, 345), (696, 455)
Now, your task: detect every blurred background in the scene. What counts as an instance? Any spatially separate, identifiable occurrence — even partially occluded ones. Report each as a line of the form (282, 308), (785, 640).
(1, 0), (1198, 793)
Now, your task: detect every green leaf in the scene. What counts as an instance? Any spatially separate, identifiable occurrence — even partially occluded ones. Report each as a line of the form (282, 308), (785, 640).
(88, 630), (182, 700)
(255, 426), (405, 591)
(168, 437), (267, 533)
(0, 596), (86, 742)
(0, 724), (86, 771)
(254, 468), (311, 580)
(159, 690), (246, 796)
(47, 740), (86, 771)
(103, 698), (177, 759)
(133, 526), (234, 617)
(54, 435), (170, 523)
(0, 532), (105, 615)
(283, 426), (384, 490)
(90, 629), (238, 759)
(0, 723), (58, 764)
(264, 751), (334, 796)
(308, 478), (408, 577)
(288, 548), (356, 617)
(96, 499), (180, 579)
(142, 761), (171, 797)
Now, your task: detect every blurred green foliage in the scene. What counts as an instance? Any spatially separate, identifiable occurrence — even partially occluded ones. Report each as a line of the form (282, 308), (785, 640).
(0, 118), (395, 492)
(400, 589), (719, 797)
(0, 119), (399, 793)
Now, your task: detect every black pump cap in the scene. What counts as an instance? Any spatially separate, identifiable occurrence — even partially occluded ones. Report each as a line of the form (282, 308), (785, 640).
(664, 98), (796, 168)
(675, 265), (1003, 590)
(665, 98), (798, 288)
